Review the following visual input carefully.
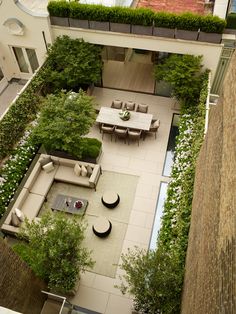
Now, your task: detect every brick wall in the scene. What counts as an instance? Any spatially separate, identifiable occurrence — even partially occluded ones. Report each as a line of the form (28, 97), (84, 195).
(181, 52), (236, 313)
(0, 238), (47, 314)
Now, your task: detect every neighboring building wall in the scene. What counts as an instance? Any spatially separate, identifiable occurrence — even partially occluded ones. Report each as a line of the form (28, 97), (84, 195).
(0, 238), (47, 314)
(0, 0), (52, 81)
(181, 51), (236, 313)
(213, 0), (229, 18)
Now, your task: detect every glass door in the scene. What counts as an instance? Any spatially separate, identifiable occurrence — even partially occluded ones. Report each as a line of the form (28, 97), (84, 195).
(0, 66), (8, 94)
(11, 46), (39, 79)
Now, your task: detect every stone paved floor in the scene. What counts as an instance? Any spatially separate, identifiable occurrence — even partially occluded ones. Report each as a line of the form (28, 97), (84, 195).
(67, 88), (177, 313)
(0, 82), (26, 117)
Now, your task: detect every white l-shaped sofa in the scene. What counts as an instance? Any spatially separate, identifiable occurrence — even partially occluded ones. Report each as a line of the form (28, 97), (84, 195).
(1, 154), (102, 236)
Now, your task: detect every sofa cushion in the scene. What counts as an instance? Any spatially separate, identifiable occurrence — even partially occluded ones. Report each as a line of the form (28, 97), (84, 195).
(39, 156), (52, 168)
(86, 165), (93, 177)
(81, 165), (87, 177)
(74, 163), (81, 176)
(15, 208), (25, 222)
(11, 212), (21, 227)
(43, 162), (54, 173)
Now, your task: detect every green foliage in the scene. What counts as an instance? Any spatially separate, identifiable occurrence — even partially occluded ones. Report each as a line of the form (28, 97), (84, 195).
(32, 90), (96, 158)
(13, 211), (94, 293)
(48, 0), (226, 33)
(153, 12), (177, 29)
(175, 12), (201, 31)
(0, 67), (46, 161)
(199, 14), (226, 33)
(0, 133), (38, 218)
(81, 138), (102, 159)
(118, 247), (183, 314)
(226, 13), (236, 29)
(154, 54), (204, 108)
(44, 35), (102, 92)
(48, 0), (70, 17)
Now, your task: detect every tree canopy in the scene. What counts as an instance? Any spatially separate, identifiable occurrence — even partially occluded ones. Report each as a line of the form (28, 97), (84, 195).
(45, 35), (103, 91)
(117, 247), (183, 314)
(32, 89), (97, 157)
(13, 212), (94, 293)
(154, 54), (205, 107)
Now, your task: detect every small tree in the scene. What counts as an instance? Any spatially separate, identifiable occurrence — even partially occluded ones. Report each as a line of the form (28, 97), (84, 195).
(32, 89), (97, 157)
(117, 247), (183, 314)
(154, 54), (204, 107)
(45, 35), (103, 91)
(13, 212), (94, 293)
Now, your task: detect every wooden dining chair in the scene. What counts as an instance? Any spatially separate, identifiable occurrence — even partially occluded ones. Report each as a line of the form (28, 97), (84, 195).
(111, 100), (123, 109)
(114, 126), (128, 144)
(128, 129), (142, 146)
(123, 101), (136, 111)
(147, 119), (160, 139)
(101, 124), (115, 141)
(136, 104), (148, 113)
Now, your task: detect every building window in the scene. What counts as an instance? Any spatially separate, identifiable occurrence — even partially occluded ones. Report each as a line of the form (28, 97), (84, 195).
(12, 47), (39, 74)
(12, 47), (29, 73)
(26, 48), (39, 73)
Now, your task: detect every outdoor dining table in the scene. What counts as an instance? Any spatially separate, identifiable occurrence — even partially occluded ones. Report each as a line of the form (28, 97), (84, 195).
(96, 107), (153, 131)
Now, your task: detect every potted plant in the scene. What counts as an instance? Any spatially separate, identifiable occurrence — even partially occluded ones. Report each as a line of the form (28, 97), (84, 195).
(153, 12), (176, 38)
(130, 8), (154, 36)
(48, 1), (70, 27)
(88, 5), (110, 31)
(175, 13), (200, 41)
(69, 2), (90, 29)
(109, 7), (131, 34)
(198, 15), (225, 43)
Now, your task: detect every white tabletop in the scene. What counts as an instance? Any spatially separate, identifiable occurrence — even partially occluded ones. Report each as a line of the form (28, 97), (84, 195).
(96, 107), (153, 131)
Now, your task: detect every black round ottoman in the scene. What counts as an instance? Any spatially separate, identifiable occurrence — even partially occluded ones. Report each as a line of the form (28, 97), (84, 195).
(92, 217), (112, 238)
(102, 191), (120, 209)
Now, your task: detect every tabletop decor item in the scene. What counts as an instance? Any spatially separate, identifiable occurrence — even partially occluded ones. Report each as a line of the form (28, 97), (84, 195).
(119, 109), (131, 121)
(74, 200), (84, 209)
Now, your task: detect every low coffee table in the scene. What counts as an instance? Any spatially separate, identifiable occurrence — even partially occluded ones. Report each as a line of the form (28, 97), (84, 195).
(102, 191), (120, 209)
(92, 217), (112, 238)
(51, 194), (88, 216)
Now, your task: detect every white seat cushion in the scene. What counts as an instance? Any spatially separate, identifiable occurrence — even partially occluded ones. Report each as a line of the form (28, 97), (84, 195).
(42, 162), (54, 173)
(74, 163), (81, 176)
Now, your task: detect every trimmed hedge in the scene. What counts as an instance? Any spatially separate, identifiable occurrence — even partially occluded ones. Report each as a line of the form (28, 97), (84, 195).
(226, 13), (236, 29)
(48, 1), (226, 33)
(0, 68), (47, 161)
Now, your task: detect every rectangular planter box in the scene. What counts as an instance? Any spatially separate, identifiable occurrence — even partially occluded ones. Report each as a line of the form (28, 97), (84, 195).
(89, 21), (110, 31)
(50, 16), (69, 27)
(175, 29), (199, 41)
(131, 25), (153, 36)
(69, 18), (89, 29)
(153, 27), (175, 38)
(110, 22), (131, 34)
(198, 32), (222, 44)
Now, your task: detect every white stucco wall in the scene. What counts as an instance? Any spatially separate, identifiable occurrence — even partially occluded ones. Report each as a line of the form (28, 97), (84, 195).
(51, 26), (223, 81)
(0, 0), (52, 80)
(213, 0), (229, 18)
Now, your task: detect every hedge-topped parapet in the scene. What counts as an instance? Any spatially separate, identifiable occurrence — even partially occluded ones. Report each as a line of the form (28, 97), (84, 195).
(48, 0), (226, 35)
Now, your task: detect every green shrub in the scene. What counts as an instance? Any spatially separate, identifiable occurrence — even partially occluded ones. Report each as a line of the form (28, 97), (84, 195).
(47, 0), (226, 33)
(81, 138), (102, 159)
(128, 8), (154, 26)
(47, 0), (70, 17)
(175, 12), (201, 31)
(199, 15), (226, 33)
(0, 67), (46, 161)
(153, 12), (177, 29)
(226, 13), (236, 29)
(109, 6), (132, 24)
